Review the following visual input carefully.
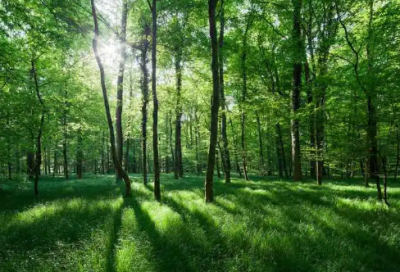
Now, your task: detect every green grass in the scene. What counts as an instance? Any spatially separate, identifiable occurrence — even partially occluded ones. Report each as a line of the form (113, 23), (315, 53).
(1, 174), (400, 272)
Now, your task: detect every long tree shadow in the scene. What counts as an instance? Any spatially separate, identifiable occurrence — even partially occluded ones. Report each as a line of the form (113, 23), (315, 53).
(123, 196), (200, 272)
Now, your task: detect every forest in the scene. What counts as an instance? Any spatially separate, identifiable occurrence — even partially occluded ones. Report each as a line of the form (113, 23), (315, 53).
(1, 0), (400, 271)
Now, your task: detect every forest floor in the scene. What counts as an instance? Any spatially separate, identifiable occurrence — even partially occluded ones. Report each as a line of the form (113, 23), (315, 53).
(1, 174), (400, 272)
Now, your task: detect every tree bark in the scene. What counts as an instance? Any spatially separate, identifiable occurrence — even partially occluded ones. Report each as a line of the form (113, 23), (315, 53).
(174, 48), (183, 179)
(62, 90), (69, 180)
(240, 18), (251, 182)
(76, 126), (83, 179)
(115, 0), (128, 182)
(230, 118), (242, 177)
(219, 0), (231, 184)
(91, 0), (131, 196)
(276, 123), (288, 178)
(205, 0), (220, 203)
(139, 29), (150, 185)
(151, 0), (161, 201)
(395, 128), (399, 183)
(256, 114), (266, 175)
(291, 0), (303, 181)
(31, 59), (45, 197)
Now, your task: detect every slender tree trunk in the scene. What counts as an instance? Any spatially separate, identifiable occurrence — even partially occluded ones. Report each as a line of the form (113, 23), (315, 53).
(395, 128), (399, 183)
(115, 0), (128, 182)
(305, 62), (315, 178)
(27, 146), (34, 179)
(151, 0), (161, 201)
(256, 114), (266, 175)
(195, 110), (201, 174)
(230, 118), (242, 177)
(240, 19), (251, 182)
(216, 149), (221, 178)
(91, 0), (131, 196)
(276, 125), (283, 178)
(205, 0), (220, 203)
(31, 59), (45, 197)
(139, 26), (150, 185)
(218, 0), (231, 184)
(76, 126), (83, 179)
(381, 157), (389, 206)
(276, 123), (289, 178)
(101, 131), (105, 174)
(125, 138), (130, 172)
(174, 49), (183, 179)
(62, 90), (69, 180)
(53, 145), (57, 177)
(291, 0), (303, 181)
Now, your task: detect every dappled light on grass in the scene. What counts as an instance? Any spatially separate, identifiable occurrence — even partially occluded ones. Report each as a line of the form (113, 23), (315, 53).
(1, 174), (400, 271)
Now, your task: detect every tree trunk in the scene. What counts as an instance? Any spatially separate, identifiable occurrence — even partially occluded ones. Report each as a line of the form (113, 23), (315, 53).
(218, 0), (231, 184)
(195, 110), (201, 174)
(394, 128), (399, 183)
(256, 114), (266, 175)
(151, 0), (161, 201)
(115, 0), (128, 182)
(230, 118), (242, 177)
(276, 123), (289, 178)
(31, 59), (45, 197)
(381, 157), (389, 206)
(305, 61), (315, 178)
(62, 90), (69, 180)
(125, 138), (130, 172)
(76, 126), (83, 179)
(205, 0), (220, 203)
(291, 0), (303, 181)
(174, 48), (183, 179)
(139, 25), (150, 185)
(91, 0), (131, 196)
(53, 145), (57, 177)
(240, 18), (251, 182)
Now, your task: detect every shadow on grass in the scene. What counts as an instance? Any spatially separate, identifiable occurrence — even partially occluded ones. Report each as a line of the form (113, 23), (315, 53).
(1, 174), (400, 272)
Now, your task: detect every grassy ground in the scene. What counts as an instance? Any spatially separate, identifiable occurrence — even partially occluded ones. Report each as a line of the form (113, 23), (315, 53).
(1, 174), (400, 272)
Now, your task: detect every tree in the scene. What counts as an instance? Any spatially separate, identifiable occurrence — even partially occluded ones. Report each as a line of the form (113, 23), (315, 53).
(205, 0), (220, 203)
(291, 0), (303, 181)
(91, 0), (131, 197)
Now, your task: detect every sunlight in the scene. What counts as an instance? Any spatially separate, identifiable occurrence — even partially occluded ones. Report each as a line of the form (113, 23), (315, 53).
(98, 39), (120, 70)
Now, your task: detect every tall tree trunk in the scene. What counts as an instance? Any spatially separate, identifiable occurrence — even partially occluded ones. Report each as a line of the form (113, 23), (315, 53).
(151, 0), (161, 201)
(305, 61), (315, 178)
(139, 25), (150, 185)
(256, 114), (266, 175)
(205, 0), (220, 203)
(125, 138), (130, 172)
(276, 125), (283, 178)
(394, 128), (399, 183)
(174, 48), (183, 179)
(91, 0), (131, 196)
(101, 131), (105, 174)
(230, 118), (242, 177)
(53, 145), (57, 177)
(381, 157), (389, 206)
(276, 123), (289, 178)
(291, 0), (303, 181)
(31, 59), (45, 197)
(240, 18), (251, 182)
(76, 126), (83, 179)
(195, 110), (201, 174)
(62, 90), (69, 180)
(216, 149), (221, 179)
(219, 0), (231, 184)
(27, 141), (35, 179)
(115, 0), (128, 182)
(366, 0), (381, 200)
